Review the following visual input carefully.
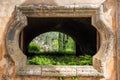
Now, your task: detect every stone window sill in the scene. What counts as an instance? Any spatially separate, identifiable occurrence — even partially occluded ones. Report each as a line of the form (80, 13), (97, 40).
(17, 65), (103, 77)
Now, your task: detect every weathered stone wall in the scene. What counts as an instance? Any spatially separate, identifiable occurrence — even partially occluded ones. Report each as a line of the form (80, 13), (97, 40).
(0, 1), (26, 80)
(102, 0), (117, 80)
(117, 0), (120, 79)
(0, 0), (118, 80)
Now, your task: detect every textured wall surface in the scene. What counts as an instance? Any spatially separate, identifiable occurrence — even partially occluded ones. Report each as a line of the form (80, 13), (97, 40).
(0, 0), (117, 80)
(117, 0), (120, 80)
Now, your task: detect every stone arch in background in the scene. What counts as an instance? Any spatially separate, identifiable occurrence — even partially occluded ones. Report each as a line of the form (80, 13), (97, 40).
(21, 17), (97, 56)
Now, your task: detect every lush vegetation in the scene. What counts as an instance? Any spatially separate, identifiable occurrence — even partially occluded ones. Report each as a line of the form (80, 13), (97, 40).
(28, 42), (41, 53)
(27, 54), (92, 65)
(58, 76), (78, 80)
(27, 32), (92, 65)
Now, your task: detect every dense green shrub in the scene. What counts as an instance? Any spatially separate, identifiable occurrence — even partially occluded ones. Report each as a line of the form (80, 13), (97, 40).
(27, 54), (92, 65)
(28, 42), (41, 53)
(58, 77), (64, 80)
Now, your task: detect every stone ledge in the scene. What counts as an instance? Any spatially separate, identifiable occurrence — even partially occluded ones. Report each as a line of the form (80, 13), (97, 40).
(16, 65), (103, 77)
(17, 4), (101, 17)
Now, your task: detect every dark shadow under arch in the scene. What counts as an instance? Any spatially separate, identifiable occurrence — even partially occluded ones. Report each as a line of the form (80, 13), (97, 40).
(19, 17), (97, 56)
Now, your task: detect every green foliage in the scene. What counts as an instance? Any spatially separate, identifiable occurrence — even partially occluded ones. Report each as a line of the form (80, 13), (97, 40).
(72, 76), (78, 80)
(53, 39), (59, 51)
(27, 56), (54, 65)
(58, 32), (64, 51)
(27, 32), (92, 66)
(28, 42), (41, 53)
(27, 54), (92, 65)
(53, 39), (58, 45)
(66, 37), (74, 49)
(78, 55), (92, 65)
(30, 32), (75, 53)
(65, 48), (74, 53)
(58, 33), (74, 53)
(58, 77), (64, 80)
(58, 76), (78, 80)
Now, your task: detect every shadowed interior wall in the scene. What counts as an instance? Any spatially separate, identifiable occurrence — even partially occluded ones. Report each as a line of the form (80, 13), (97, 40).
(20, 18), (97, 56)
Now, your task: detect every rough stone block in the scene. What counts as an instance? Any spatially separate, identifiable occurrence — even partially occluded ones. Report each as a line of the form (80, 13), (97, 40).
(17, 65), (42, 75)
(76, 66), (102, 77)
(42, 66), (76, 76)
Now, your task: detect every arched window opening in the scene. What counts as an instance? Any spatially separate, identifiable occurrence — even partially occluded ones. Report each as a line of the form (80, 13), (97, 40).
(27, 32), (83, 65)
(6, 5), (114, 76)
(19, 17), (98, 55)
(26, 31), (93, 65)
(19, 18), (99, 65)
(19, 18), (98, 65)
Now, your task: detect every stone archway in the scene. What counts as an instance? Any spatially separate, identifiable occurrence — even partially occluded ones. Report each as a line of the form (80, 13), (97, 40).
(20, 17), (97, 56)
